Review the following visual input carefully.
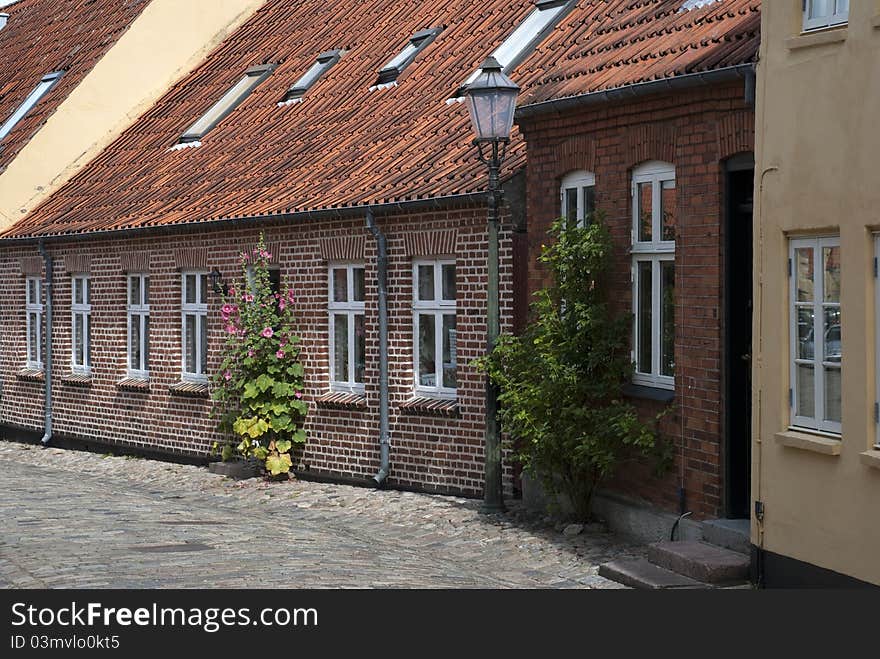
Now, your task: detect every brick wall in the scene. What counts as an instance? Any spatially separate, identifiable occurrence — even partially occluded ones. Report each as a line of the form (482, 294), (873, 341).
(518, 82), (755, 519)
(0, 202), (515, 497)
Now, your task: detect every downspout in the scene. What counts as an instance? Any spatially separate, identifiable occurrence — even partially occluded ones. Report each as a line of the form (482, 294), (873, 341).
(37, 241), (53, 446)
(366, 210), (390, 486)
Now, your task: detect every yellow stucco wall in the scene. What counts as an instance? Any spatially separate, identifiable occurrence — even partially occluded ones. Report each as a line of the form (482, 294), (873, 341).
(752, 0), (880, 584)
(0, 0), (265, 231)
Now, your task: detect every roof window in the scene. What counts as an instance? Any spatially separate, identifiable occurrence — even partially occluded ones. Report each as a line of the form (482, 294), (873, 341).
(279, 50), (342, 105)
(0, 71), (64, 143)
(373, 28), (442, 88)
(178, 64), (274, 145)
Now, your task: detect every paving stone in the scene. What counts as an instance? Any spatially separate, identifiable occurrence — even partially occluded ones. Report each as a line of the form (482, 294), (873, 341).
(598, 559), (707, 590)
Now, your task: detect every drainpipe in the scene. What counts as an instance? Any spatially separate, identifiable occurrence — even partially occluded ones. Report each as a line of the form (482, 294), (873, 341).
(366, 210), (390, 487)
(37, 241), (53, 446)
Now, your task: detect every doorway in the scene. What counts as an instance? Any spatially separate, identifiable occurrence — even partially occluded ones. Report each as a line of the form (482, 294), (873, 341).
(723, 155), (754, 520)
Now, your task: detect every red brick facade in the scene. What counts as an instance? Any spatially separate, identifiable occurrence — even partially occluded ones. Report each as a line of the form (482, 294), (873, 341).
(518, 82), (755, 519)
(0, 202), (515, 497)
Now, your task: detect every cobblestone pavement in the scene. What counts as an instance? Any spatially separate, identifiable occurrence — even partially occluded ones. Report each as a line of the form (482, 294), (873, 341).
(0, 441), (646, 588)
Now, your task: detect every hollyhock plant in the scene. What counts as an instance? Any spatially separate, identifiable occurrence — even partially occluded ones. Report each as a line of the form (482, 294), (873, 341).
(211, 233), (308, 478)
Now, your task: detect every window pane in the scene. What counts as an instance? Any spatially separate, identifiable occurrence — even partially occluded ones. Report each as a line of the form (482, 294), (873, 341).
(795, 248), (814, 302)
(442, 264), (456, 301)
(333, 313), (348, 382)
(185, 275), (196, 304)
(74, 314), (84, 365)
(418, 265), (434, 301)
(354, 313), (365, 383)
(332, 268), (347, 302)
(638, 182), (652, 242)
(796, 364), (815, 418)
(199, 275), (208, 304)
(268, 269), (281, 296)
(823, 246), (840, 303)
(199, 315), (207, 374)
(797, 307), (815, 360)
(660, 261), (675, 377)
(144, 315), (150, 372)
(442, 313), (456, 389)
(418, 313), (436, 386)
(823, 307), (841, 362)
(583, 186), (596, 223)
(129, 276), (140, 307)
(565, 188), (577, 222)
(130, 314), (141, 370)
(74, 279), (83, 305)
(637, 262), (653, 374)
(185, 314), (196, 373)
(809, 0), (831, 19)
(144, 277), (150, 305)
(28, 313), (38, 362)
(835, 0), (848, 16)
(353, 267), (365, 302)
(86, 315), (91, 367)
(661, 180), (676, 242)
(824, 367), (841, 423)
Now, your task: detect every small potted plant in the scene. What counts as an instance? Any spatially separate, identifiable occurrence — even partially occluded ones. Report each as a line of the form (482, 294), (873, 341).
(209, 234), (308, 480)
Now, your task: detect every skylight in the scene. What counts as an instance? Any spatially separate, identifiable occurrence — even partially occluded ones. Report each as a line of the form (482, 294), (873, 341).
(678, 0), (721, 11)
(178, 63), (274, 144)
(375, 28), (443, 87)
(279, 50), (342, 105)
(453, 0), (572, 98)
(0, 71), (64, 143)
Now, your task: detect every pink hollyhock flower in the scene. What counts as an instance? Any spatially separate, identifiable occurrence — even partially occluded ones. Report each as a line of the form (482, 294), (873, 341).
(228, 287), (236, 297)
(295, 391), (303, 399)
(287, 289), (295, 303)
(226, 325), (237, 335)
(275, 350), (285, 359)
(261, 327), (274, 338)
(247, 349), (255, 358)
(223, 370), (232, 381)
(221, 303), (235, 316)
(244, 293), (254, 303)
(278, 298), (286, 311)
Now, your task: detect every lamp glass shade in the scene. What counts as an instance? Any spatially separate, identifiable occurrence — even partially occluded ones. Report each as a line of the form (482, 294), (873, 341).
(464, 58), (520, 141)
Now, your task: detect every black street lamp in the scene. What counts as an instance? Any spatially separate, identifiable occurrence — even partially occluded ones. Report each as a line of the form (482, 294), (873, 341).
(464, 57), (520, 514)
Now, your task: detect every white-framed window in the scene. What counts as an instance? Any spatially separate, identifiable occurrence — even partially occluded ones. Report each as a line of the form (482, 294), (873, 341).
(803, 0), (848, 31)
(376, 28), (442, 85)
(181, 272), (208, 382)
(71, 275), (91, 375)
(25, 276), (43, 369)
(280, 50), (342, 104)
(246, 265), (281, 296)
(560, 170), (596, 227)
(789, 236), (841, 435)
(413, 259), (457, 398)
(0, 71), (64, 143)
(631, 161), (676, 389)
(127, 273), (150, 379)
(328, 263), (365, 393)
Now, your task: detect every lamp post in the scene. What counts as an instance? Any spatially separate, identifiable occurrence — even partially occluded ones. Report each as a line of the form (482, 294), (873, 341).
(464, 57), (520, 514)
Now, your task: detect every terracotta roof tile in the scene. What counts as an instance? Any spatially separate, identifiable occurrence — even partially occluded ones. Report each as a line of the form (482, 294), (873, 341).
(3, 0), (760, 239)
(0, 0), (150, 172)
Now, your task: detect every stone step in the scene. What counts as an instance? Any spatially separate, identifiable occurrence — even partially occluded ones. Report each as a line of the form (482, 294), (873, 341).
(598, 558), (707, 590)
(647, 540), (750, 584)
(701, 518), (751, 555)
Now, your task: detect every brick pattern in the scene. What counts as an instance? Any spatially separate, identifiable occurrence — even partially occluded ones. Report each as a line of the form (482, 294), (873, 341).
(120, 252), (151, 274)
(318, 236), (365, 262)
(19, 257), (41, 276)
(519, 82), (754, 519)
(62, 254), (90, 274)
(0, 205), (514, 497)
(402, 229), (458, 257)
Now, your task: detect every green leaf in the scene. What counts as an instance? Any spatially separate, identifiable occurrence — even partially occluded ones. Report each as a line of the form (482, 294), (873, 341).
(275, 439), (292, 453)
(265, 452), (292, 476)
(271, 414), (292, 432)
(252, 446), (268, 461)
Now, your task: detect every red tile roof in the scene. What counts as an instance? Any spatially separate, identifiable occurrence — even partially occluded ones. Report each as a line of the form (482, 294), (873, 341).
(3, 0), (760, 240)
(0, 0), (150, 172)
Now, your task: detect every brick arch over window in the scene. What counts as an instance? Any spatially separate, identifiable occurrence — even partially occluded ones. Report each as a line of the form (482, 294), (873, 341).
(716, 111), (755, 161)
(626, 124), (677, 169)
(553, 135), (596, 178)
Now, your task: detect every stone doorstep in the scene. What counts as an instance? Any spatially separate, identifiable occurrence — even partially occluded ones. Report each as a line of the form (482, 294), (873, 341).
(598, 558), (707, 590)
(647, 540), (750, 584)
(701, 518), (751, 555)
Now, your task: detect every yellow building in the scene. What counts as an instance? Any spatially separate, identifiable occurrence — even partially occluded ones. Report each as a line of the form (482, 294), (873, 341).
(753, 0), (880, 586)
(0, 0), (264, 233)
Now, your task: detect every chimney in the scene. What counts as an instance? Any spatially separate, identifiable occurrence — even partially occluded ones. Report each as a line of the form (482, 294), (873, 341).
(0, 13), (8, 31)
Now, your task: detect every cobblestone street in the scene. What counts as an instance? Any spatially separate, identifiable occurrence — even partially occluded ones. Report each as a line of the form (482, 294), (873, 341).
(0, 441), (646, 588)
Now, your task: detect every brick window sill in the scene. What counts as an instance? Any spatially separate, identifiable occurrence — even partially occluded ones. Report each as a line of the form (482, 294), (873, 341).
(16, 368), (44, 382)
(859, 449), (880, 470)
(622, 383), (674, 403)
(775, 429), (841, 456)
(61, 373), (93, 387)
(399, 396), (459, 417)
(169, 381), (210, 398)
(316, 391), (367, 410)
(116, 377), (150, 392)
(786, 27), (847, 50)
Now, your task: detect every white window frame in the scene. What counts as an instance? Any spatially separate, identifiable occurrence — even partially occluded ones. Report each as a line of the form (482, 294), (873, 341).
(181, 271), (208, 383)
(412, 258), (457, 398)
(70, 275), (91, 375)
(875, 235), (880, 449)
(560, 170), (596, 227)
(0, 71), (64, 143)
(789, 236), (841, 435)
(127, 273), (150, 379)
(25, 276), (43, 369)
(328, 263), (366, 394)
(803, 0), (849, 32)
(631, 161), (676, 390)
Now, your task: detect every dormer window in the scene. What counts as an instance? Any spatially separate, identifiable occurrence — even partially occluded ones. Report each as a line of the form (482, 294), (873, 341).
(0, 71), (64, 143)
(178, 64), (274, 145)
(451, 0), (571, 100)
(803, 0), (848, 31)
(375, 28), (442, 86)
(279, 50), (342, 105)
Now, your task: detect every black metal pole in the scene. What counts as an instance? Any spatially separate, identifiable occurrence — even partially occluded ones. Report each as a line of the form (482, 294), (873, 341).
(481, 139), (504, 513)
